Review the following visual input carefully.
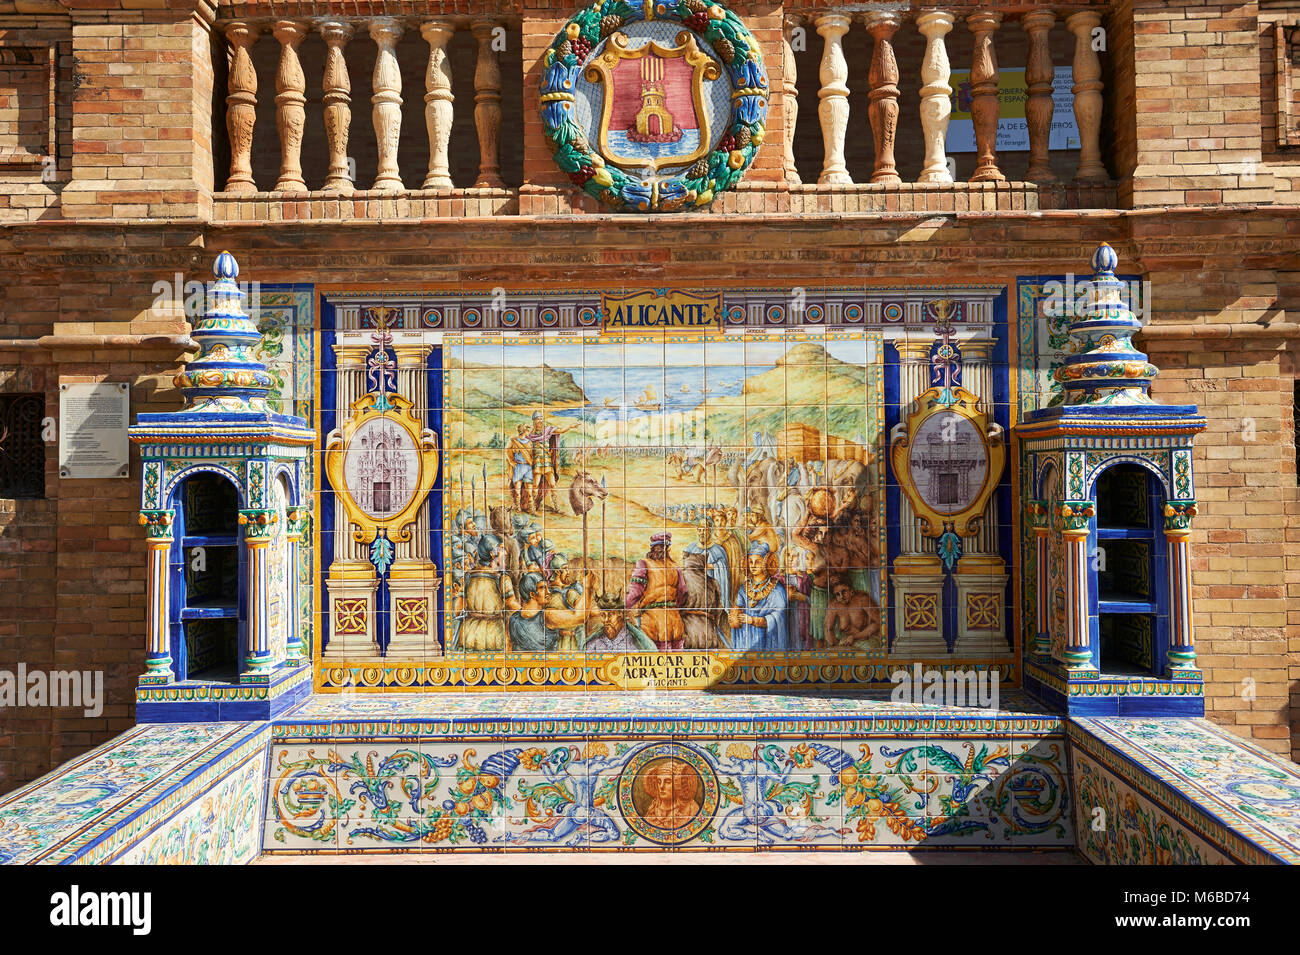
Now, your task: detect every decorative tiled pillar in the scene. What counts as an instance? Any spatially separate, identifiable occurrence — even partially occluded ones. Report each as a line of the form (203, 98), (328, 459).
(325, 340), (382, 658)
(1028, 499), (1051, 657)
(1066, 11), (1107, 181)
(1017, 243), (1206, 714)
(1022, 10), (1056, 183)
(130, 252), (314, 719)
(1164, 500), (1198, 674)
(273, 20), (308, 193)
(815, 13), (852, 185)
(472, 20), (505, 189)
(320, 20), (355, 195)
(284, 506), (309, 666)
(916, 10), (954, 184)
(1059, 501), (1095, 673)
(422, 20), (457, 191)
(890, 339), (946, 654)
(240, 508), (277, 676)
(224, 22), (259, 194)
(865, 11), (902, 185)
(370, 18), (405, 193)
(140, 509), (175, 683)
(967, 11), (1004, 182)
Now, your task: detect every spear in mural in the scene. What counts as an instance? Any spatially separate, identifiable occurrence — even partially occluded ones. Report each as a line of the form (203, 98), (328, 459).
(482, 460), (489, 513)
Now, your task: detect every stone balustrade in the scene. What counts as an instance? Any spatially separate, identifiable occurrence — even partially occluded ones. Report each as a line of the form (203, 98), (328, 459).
(788, 6), (1110, 190)
(211, 4), (1115, 219)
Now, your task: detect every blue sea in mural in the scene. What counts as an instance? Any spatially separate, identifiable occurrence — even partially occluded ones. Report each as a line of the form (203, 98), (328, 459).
(606, 129), (701, 164)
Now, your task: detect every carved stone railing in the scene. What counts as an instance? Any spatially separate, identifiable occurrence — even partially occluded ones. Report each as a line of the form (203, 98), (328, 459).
(781, 3), (1116, 213)
(214, 14), (518, 218)
(211, 3), (1117, 220)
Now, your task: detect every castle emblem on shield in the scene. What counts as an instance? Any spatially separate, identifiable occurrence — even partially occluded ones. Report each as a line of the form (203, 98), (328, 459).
(584, 32), (721, 172)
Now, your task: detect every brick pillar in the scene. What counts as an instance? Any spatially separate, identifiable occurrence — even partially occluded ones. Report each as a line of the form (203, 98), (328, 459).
(62, 3), (216, 219)
(1127, 0), (1274, 206)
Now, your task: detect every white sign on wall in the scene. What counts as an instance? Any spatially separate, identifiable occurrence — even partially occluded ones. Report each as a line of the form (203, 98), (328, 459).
(58, 382), (129, 479)
(946, 66), (1080, 153)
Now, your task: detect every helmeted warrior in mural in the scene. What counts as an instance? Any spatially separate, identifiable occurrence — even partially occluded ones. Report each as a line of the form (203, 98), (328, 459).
(729, 541), (790, 651)
(459, 533), (519, 652)
(508, 570), (595, 652)
(625, 531), (688, 651)
(524, 410), (577, 514)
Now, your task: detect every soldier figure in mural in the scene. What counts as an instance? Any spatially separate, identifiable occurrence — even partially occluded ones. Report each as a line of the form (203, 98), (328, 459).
(507, 423), (535, 512)
(524, 410), (578, 514)
(625, 531), (688, 651)
(508, 570), (597, 652)
(546, 554), (586, 651)
(679, 548), (728, 650)
(683, 518), (730, 611)
(458, 533), (520, 652)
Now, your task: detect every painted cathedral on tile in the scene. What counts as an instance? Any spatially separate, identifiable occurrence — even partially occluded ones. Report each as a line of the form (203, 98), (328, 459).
(1, 0), (1298, 863)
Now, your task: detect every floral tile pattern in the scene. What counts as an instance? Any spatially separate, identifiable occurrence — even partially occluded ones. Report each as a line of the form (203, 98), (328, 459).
(1071, 718), (1300, 865)
(0, 722), (267, 865)
(262, 732), (1073, 853)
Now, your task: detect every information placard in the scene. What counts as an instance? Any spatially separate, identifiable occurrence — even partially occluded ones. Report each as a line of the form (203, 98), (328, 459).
(58, 382), (129, 479)
(946, 66), (1080, 153)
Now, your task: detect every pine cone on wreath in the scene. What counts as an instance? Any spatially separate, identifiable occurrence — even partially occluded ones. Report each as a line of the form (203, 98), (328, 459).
(735, 126), (751, 148)
(686, 0), (707, 12)
(599, 15), (625, 38)
(557, 39), (574, 62)
(688, 159), (709, 179)
(713, 37), (734, 62)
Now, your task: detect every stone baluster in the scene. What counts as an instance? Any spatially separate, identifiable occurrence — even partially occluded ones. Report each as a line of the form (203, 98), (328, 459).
(1067, 11), (1107, 181)
(865, 12), (902, 184)
(421, 20), (457, 191)
(320, 20), (354, 195)
(916, 11), (954, 184)
(370, 18), (405, 193)
(1023, 11), (1056, 183)
(472, 21), (505, 188)
(782, 16), (801, 186)
(223, 22), (259, 194)
(967, 11), (1004, 182)
(815, 14), (852, 185)
(273, 20), (308, 193)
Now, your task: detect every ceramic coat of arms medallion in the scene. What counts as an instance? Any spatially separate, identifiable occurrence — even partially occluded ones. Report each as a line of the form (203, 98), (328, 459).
(541, 0), (768, 212)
